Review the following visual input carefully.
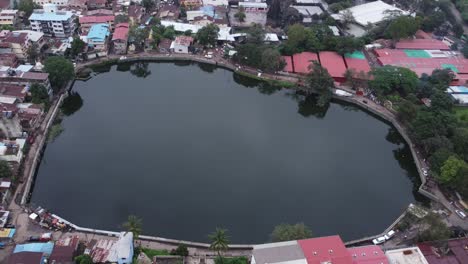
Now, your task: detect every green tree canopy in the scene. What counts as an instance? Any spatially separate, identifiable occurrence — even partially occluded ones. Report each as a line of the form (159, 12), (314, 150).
(0, 160), (11, 179)
(209, 228), (229, 258)
(271, 223), (312, 242)
(75, 254), (93, 264)
(196, 24), (219, 47)
(429, 148), (455, 175)
(44, 57), (74, 93)
(369, 66), (419, 97)
(18, 0), (40, 18)
(453, 128), (468, 160)
(30, 83), (49, 104)
(384, 16), (421, 40)
(247, 23), (265, 45)
(438, 156), (466, 186)
(122, 215), (143, 239)
(417, 213), (451, 242)
(70, 37), (86, 58)
(306, 62), (334, 107)
(397, 99), (418, 123)
(260, 48), (285, 73)
(235, 7), (246, 22)
(115, 14), (129, 24)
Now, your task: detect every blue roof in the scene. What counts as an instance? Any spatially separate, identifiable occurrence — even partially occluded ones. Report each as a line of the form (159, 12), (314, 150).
(14, 242), (54, 255)
(29, 10), (74, 21)
(87, 23), (110, 42)
(200, 5), (217, 18)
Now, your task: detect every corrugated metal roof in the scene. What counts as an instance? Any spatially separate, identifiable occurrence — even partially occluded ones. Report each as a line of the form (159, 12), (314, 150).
(395, 39), (450, 50)
(298, 236), (352, 264)
(319, 51), (347, 78)
(292, 52), (318, 74)
(253, 240), (306, 264)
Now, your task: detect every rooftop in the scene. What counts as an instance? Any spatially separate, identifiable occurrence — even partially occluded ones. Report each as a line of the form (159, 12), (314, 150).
(395, 39), (450, 50)
(3, 32), (28, 44)
(298, 236), (352, 264)
(87, 23), (110, 42)
(347, 245), (389, 264)
(253, 240), (306, 264)
(7, 252), (44, 264)
(112, 23), (129, 41)
(174, 36), (194, 46)
(385, 247), (429, 264)
(79, 15), (115, 24)
(29, 7), (74, 21)
(292, 52), (319, 74)
(418, 238), (468, 264)
(333, 0), (405, 26)
(319, 51), (347, 78)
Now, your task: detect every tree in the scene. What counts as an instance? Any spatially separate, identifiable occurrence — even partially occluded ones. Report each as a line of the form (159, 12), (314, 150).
(416, 213), (451, 242)
(163, 26), (176, 39)
(260, 48), (285, 73)
(142, 0), (154, 10)
(340, 10), (355, 29)
(397, 99), (418, 123)
(271, 223), (312, 242)
(453, 128), (468, 160)
(30, 83), (49, 104)
(115, 14), (129, 24)
(184, 30), (192, 36)
(122, 215), (143, 239)
(70, 37), (86, 58)
(18, 0), (40, 17)
(369, 66), (419, 97)
(209, 228), (229, 259)
(411, 109), (456, 142)
(44, 57), (74, 93)
(196, 24), (219, 47)
(385, 16), (420, 41)
(129, 25), (149, 50)
(0, 160), (11, 179)
(75, 254), (93, 264)
(306, 62), (334, 107)
(171, 244), (189, 256)
(430, 90), (453, 112)
(235, 7), (246, 22)
(463, 45), (468, 59)
(438, 156), (466, 186)
(26, 43), (39, 64)
(430, 148), (455, 174)
(247, 23), (265, 45)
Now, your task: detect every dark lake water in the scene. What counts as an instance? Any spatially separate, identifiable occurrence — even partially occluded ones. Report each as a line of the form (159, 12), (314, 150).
(31, 62), (422, 243)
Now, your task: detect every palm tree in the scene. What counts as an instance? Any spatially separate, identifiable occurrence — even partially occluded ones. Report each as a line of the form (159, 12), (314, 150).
(209, 228), (229, 261)
(122, 215), (143, 239)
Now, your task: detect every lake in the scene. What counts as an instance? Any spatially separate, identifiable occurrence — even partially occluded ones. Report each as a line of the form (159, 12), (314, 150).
(31, 61), (421, 243)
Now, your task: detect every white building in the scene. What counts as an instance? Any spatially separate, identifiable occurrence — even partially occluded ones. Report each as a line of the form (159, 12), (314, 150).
(202, 0), (228, 6)
(385, 247), (429, 264)
(33, 0), (70, 6)
(170, 36), (193, 54)
(252, 240), (308, 264)
(0, 10), (19, 26)
(13, 30), (46, 50)
(29, 4), (76, 38)
(0, 139), (26, 163)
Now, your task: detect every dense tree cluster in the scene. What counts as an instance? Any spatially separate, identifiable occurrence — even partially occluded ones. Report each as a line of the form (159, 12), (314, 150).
(44, 57), (75, 93)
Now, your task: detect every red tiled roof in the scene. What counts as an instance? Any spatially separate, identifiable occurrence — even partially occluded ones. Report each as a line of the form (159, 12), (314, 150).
(319, 51), (347, 79)
(3, 32), (27, 44)
(174, 36), (193, 46)
(282, 56), (294, 72)
(298, 236), (352, 264)
(79, 15), (115, 24)
(292, 52), (318, 74)
(112, 23), (129, 41)
(344, 57), (371, 73)
(395, 39), (450, 50)
(347, 245), (389, 264)
(0, 84), (26, 99)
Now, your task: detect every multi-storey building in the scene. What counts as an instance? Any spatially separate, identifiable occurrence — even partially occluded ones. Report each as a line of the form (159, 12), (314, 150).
(29, 4), (76, 38)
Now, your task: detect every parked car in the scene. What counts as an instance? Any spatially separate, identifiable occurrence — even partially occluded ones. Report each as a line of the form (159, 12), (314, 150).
(384, 230), (396, 240)
(372, 236), (386, 245)
(40, 233), (52, 242)
(455, 209), (467, 219)
(0, 242), (5, 249)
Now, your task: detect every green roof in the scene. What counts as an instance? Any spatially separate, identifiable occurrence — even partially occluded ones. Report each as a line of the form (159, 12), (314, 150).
(345, 51), (365, 59)
(442, 64), (459, 73)
(404, 50), (431, 58)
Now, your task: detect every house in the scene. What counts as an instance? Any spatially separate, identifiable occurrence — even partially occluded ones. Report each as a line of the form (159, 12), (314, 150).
(13, 30), (46, 51)
(158, 5), (180, 21)
(0, 138), (26, 163)
(0, 70), (51, 92)
(29, 4), (76, 38)
(0, 53), (18, 67)
(86, 9), (114, 16)
(86, 23), (110, 51)
(86, 232), (133, 264)
(88, 0), (107, 9)
(2, 32), (29, 59)
(158, 38), (172, 53)
(69, 0), (88, 9)
(0, 179), (12, 204)
(128, 5), (145, 24)
(0, 83), (28, 102)
(34, 0), (71, 6)
(170, 36), (193, 54)
(7, 252), (44, 264)
(181, 0), (203, 10)
(385, 247), (429, 264)
(112, 23), (129, 54)
(418, 238), (468, 264)
(251, 240), (308, 264)
(0, 10), (19, 27)
(79, 15), (115, 32)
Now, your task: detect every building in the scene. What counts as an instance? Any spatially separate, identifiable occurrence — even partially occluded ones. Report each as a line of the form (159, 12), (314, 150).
(158, 5), (180, 21)
(112, 23), (129, 54)
(86, 23), (110, 51)
(319, 51), (347, 82)
(344, 51), (371, 76)
(203, 0), (228, 6)
(14, 242), (55, 255)
(86, 9), (114, 16)
(291, 52), (319, 74)
(79, 15), (115, 32)
(86, 232), (133, 264)
(0, 83), (28, 103)
(128, 5), (145, 24)
(0, 10), (19, 27)
(0, 138), (26, 163)
(252, 240), (307, 264)
(395, 39), (450, 50)
(0, 53), (18, 67)
(2, 32), (29, 59)
(0, 70), (51, 91)
(13, 30), (46, 50)
(385, 247), (429, 264)
(418, 238), (468, 264)
(7, 252), (44, 264)
(158, 38), (172, 53)
(29, 4), (76, 38)
(181, 0), (203, 10)
(347, 245), (389, 264)
(171, 36), (193, 53)
(298, 236), (352, 264)
(34, 0), (70, 6)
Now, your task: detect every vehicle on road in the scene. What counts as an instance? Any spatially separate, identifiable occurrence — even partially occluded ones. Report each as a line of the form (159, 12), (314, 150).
(372, 236), (386, 245)
(455, 209), (466, 219)
(28, 236), (40, 242)
(384, 230), (396, 240)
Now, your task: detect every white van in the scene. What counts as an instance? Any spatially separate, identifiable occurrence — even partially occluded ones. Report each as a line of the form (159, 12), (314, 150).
(384, 230), (396, 240)
(372, 236), (386, 245)
(455, 210), (467, 219)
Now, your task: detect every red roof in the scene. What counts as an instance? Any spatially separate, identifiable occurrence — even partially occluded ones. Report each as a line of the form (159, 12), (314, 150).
(112, 23), (129, 41)
(283, 56), (294, 72)
(79, 15), (115, 24)
(292, 52), (318, 74)
(344, 57), (371, 73)
(174, 36), (194, 46)
(298, 236), (352, 264)
(347, 245), (389, 264)
(319, 51), (347, 79)
(418, 238), (468, 264)
(415, 30), (431, 39)
(395, 39), (449, 50)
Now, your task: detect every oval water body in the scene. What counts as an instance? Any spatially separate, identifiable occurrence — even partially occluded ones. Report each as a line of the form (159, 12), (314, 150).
(31, 62), (422, 243)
